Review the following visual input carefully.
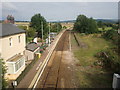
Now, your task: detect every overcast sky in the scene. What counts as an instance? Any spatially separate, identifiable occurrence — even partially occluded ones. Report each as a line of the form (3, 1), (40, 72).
(1, 2), (118, 21)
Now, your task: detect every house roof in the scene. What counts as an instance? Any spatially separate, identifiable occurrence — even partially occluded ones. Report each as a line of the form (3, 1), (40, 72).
(0, 23), (26, 37)
(26, 42), (39, 52)
(7, 54), (24, 62)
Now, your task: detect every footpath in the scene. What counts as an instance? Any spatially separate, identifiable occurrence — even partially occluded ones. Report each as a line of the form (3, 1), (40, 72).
(16, 30), (66, 88)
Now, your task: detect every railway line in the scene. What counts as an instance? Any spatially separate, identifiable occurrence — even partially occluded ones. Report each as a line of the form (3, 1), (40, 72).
(34, 30), (77, 89)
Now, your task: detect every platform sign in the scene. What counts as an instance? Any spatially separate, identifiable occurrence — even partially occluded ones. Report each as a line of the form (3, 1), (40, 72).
(13, 81), (17, 87)
(112, 73), (120, 89)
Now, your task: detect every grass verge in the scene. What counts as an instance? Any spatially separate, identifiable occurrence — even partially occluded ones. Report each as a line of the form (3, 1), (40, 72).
(71, 33), (114, 88)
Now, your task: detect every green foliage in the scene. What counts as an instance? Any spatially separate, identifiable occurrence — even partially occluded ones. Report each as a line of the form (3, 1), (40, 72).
(30, 13), (48, 38)
(97, 21), (104, 28)
(0, 59), (8, 89)
(112, 24), (118, 30)
(96, 29), (120, 73)
(63, 26), (67, 29)
(26, 37), (33, 43)
(18, 26), (27, 30)
(88, 18), (98, 34)
(18, 26), (36, 43)
(96, 50), (120, 73)
(51, 23), (62, 32)
(71, 33), (113, 87)
(26, 27), (36, 38)
(103, 29), (119, 45)
(74, 15), (98, 34)
(98, 27), (112, 32)
(103, 23), (113, 27)
(97, 21), (113, 28)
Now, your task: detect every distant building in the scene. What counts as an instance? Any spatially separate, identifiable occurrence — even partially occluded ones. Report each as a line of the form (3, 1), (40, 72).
(45, 32), (57, 44)
(50, 32), (57, 42)
(0, 23), (26, 80)
(4, 15), (15, 24)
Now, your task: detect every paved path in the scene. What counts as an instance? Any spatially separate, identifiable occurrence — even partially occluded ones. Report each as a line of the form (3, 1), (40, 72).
(17, 30), (65, 88)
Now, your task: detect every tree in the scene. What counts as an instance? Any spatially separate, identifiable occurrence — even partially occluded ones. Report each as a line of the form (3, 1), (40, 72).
(18, 26), (36, 43)
(26, 27), (36, 38)
(88, 18), (98, 33)
(30, 13), (48, 39)
(97, 21), (103, 28)
(0, 59), (7, 89)
(74, 15), (98, 34)
(63, 26), (67, 29)
(51, 23), (62, 32)
(74, 15), (88, 33)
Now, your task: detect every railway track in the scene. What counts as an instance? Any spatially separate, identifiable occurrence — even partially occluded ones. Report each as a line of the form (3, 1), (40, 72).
(35, 30), (74, 89)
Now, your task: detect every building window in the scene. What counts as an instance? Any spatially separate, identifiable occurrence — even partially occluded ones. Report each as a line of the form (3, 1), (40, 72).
(18, 36), (21, 43)
(15, 57), (25, 72)
(9, 38), (12, 46)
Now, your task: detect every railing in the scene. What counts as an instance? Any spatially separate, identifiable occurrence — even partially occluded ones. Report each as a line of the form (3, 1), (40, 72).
(73, 32), (80, 46)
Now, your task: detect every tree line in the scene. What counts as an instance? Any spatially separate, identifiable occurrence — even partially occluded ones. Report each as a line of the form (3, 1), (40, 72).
(30, 13), (62, 39)
(73, 14), (118, 34)
(19, 13), (62, 43)
(73, 15), (98, 34)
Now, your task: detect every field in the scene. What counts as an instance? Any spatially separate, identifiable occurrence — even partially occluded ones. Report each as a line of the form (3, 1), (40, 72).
(98, 27), (112, 31)
(71, 33), (114, 88)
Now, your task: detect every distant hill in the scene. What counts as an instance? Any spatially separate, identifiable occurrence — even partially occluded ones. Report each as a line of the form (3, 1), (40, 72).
(96, 19), (118, 24)
(10, 19), (118, 24)
(51, 20), (75, 23)
(15, 20), (30, 22)
(52, 19), (118, 24)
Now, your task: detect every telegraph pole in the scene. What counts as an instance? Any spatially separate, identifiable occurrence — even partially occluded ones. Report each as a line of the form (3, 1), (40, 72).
(41, 21), (43, 42)
(57, 20), (60, 34)
(57, 22), (58, 34)
(48, 22), (50, 46)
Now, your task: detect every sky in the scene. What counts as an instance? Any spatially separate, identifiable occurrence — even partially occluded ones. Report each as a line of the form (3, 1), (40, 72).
(1, 2), (118, 21)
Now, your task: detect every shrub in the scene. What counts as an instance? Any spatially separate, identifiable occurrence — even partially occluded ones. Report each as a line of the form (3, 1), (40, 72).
(96, 49), (120, 73)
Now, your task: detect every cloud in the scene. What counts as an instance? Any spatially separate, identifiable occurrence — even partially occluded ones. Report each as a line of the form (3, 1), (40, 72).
(1, 2), (118, 21)
(2, 2), (18, 20)
(0, 2), (2, 20)
(1, 0), (119, 2)
(2, 2), (17, 10)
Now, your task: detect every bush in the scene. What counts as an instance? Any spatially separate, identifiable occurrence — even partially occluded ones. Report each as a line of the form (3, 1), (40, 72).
(96, 49), (120, 73)
(103, 29), (119, 45)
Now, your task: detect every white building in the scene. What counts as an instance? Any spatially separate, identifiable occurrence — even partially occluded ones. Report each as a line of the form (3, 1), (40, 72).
(0, 23), (26, 80)
(25, 42), (40, 60)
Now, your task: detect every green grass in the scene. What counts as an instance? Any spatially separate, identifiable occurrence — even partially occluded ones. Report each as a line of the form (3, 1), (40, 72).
(98, 27), (112, 31)
(72, 33), (113, 88)
(74, 34), (112, 66)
